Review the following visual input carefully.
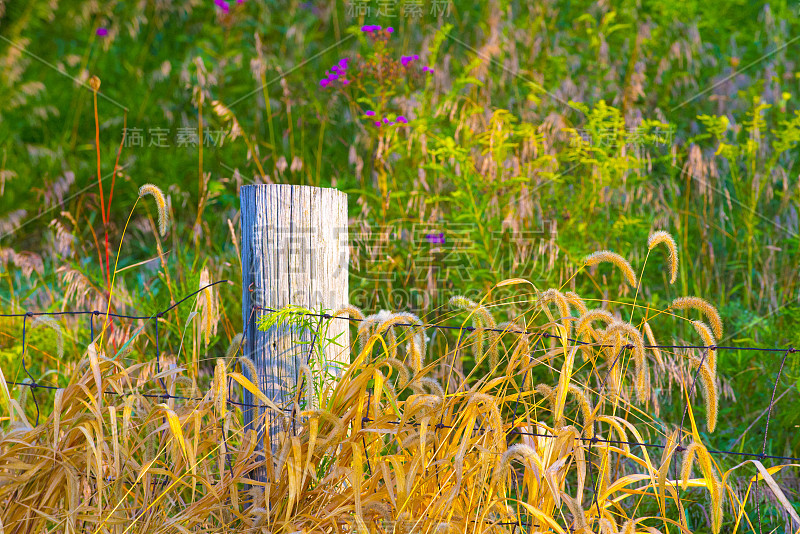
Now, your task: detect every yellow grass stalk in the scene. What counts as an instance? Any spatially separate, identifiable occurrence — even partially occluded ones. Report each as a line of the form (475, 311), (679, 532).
(647, 230), (679, 284)
(466, 391), (505, 453)
(642, 321), (664, 371)
(384, 357), (411, 389)
(583, 250), (637, 287)
(567, 384), (594, 438)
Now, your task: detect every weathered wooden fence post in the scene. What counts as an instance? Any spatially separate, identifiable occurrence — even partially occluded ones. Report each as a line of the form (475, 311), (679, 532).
(240, 184), (349, 477)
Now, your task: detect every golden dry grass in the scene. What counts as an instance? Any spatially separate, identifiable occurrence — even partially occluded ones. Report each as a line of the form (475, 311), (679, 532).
(0, 237), (797, 533)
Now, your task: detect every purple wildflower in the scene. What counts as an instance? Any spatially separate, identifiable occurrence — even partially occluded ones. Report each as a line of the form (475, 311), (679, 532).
(425, 233), (445, 244)
(365, 110), (376, 116)
(319, 79), (329, 87)
(96, 27), (108, 36)
(396, 116), (408, 123)
(328, 73), (339, 81)
(236, 0), (244, 3)
(214, 0), (230, 12)
(374, 121), (381, 127)
(342, 79), (350, 85)
(338, 58), (348, 70)
(361, 25), (375, 32)
(387, 27), (394, 33)
(413, 54), (419, 60)
(383, 118), (390, 124)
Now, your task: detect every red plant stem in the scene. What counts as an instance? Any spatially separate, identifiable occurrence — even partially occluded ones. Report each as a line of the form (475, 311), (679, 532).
(106, 111), (127, 222)
(93, 87), (114, 349)
(93, 89), (110, 289)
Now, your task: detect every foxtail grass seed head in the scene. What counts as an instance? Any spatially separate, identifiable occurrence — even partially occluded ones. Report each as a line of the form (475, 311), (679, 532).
(576, 308), (615, 340)
(225, 333), (244, 361)
(648, 230), (679, 284)
(385, 357), (410, 389)
(213, 358), (227, 418)
(493, 444), (544, 487)
(538, 288), (571, 321)
(583, 250), (637, 287)
(691, 356), (718, 432)
(138, 183), (169, 236)
(670, 296), (723, 338)
(31, 315), (64, 360)
(565, 291), (588, 315)
(416, 376), (445, 398)
(692, 320), (717, 372)
(604, 321), (648, 402)
(450, 295), (497, 366)
(680, 441), (722, 532)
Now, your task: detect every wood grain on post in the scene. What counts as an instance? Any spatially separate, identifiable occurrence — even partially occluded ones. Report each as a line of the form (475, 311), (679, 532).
(240, 184), (349, 476)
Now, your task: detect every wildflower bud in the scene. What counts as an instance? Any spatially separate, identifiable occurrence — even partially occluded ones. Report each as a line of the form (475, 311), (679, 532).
(88, 75), (101, 92)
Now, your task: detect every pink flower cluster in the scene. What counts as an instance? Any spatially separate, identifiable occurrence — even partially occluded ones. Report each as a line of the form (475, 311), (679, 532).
(214, 0), (244, 13)
(361, 25), (393, 33)
(319, 58), (350, 88)
(400, 54), (433, 73)
(365, 110), (408, 128)
(400, 54), (418, 67)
